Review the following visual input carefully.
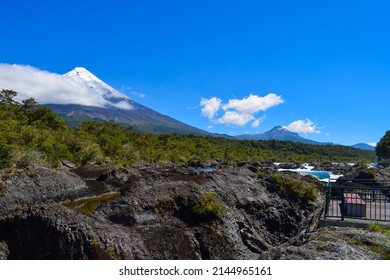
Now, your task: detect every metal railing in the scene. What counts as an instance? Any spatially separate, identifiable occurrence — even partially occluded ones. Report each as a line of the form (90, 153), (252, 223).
(324, 179), (390, 221)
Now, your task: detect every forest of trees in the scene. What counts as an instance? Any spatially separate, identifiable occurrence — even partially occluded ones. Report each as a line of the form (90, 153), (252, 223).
(0, 89), (377, 170)
(376, 130), (390, 167)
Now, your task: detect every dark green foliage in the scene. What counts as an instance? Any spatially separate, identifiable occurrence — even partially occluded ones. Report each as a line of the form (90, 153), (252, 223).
(75, 121), (128, 159)
(0, 89), (18, 106)
(270, 175), (318, 204)
(193, 192), (226, 219)
(170, 192), (226, 224)
(368, 222), (390, 235)
(11, 149), (48, 168)
(154, 198), (176, 217)
(0, 89), (378, 170)
(376, 131), (390, 167)
(0, 90), (69, 167)
(20, 98), (38, 110)
(0, 139), (11, 168)
(25, 106), (67, 130)
(355, 159), (369, 169)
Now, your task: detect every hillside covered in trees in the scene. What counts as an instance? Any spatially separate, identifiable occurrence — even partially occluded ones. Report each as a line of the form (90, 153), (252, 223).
(0, 89), (376, 170)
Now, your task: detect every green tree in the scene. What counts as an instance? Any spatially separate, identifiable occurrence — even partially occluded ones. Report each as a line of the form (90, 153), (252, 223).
(376, 131), (390, 167)
(20, 97), (38, 110)
(76, 121), (128, 159)
(26, 106), (67, 130)
(0, 89), (18, 106)
(0, 139), (11, 168)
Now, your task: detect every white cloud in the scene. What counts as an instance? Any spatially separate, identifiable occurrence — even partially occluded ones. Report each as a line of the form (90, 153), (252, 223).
(368, 142), (377, 147)
(251, 115), (267, 128)
(130, 91), (146, 99)
(200, 93), (283, 127)
(0, 64), (137, 111)
(0, 64), (111, 107)
(200, 97), (222, 119)
(283, 119), (320, 134)
(216, 111), (254, 126)
(222, 93), (284, 114)
(113, 101), (133, 110)
(251, 119), (261, 128)
(119, 86), (146, 99)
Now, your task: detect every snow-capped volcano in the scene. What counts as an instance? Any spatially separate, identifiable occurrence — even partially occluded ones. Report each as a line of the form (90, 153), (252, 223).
(64, 67), (134, 110)
(44, 66), (211, 135)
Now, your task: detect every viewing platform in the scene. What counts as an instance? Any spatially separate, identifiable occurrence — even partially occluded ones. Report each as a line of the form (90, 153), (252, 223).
(323, 179), (390, 223)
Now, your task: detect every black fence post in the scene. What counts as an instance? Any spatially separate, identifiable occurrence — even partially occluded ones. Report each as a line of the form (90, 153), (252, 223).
(340, 187), (345, 221)
(324, 186), (329, 219)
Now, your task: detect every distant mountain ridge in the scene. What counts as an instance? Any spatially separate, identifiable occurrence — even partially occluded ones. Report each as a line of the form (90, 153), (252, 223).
(46, 67), (212, 135)
(351, 143), (376, 151)
(235, 126), (374, 150)
(236, 126), (320, 145)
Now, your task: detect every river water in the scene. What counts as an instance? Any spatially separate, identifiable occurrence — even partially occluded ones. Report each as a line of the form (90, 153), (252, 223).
(277, 164), (343, 182)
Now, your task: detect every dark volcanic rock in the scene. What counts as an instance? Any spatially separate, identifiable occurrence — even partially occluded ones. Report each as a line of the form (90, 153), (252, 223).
(0, 163), (324, 259)
(278, 162), (301, 169)
(260, 226), (388, 260)
(0, 205), (149, 259)
(376, 168), (390, 181)
(313, 162), (353, 175)
(0, 166), (89, 213)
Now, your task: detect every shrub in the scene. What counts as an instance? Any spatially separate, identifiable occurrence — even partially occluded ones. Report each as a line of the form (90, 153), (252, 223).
(154, 198), (175, 217)
(169, 192), (227, 224)
(355, 159), (369, 169)
(376, 131), (390, 167)
(270, 175), (318, 204)
(77, 142), (104, 165)
(0, 140), (11, 168)
(121, 143), (140, 166)
(193, 192), (226, 219)
(368, 222), (390, 235)
(11, 149), (48, 168)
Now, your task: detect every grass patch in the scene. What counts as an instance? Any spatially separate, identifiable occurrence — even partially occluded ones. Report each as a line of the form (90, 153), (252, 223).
(11, 149), (48, 169)
(370, 243), (390, 260)
(367, 222), (390, 259)
(155, 192), (227, 222)
(63, 192), (120, 215)
(154, 198), (175, 217)
(193, 192), (226, 219)
(270, 175), (318, 204)
(1, 168), (18, 180)
(368, 222), (390, 235)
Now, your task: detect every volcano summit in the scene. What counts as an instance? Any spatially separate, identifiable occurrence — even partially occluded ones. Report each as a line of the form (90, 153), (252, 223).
(45, 67), (210, 135)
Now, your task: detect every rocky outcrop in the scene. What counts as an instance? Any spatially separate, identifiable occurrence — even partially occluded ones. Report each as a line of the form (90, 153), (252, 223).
(260, 226), (390, 260)
(375, 168), (390, 181)
(312, 162), (354, 175)
(0, 166), (89, 213)
(1, 163), (384, 260)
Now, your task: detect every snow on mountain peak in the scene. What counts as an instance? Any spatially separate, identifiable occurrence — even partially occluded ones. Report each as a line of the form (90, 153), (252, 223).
(64, 67), (133, 109)
(65, 67), (105, 84)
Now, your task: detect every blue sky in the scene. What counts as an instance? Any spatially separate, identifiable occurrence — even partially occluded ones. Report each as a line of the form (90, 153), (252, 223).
(1, 0), (389, 145)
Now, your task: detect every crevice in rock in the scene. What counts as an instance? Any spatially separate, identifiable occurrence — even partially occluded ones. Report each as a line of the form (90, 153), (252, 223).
(194, 232), (211, 259)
